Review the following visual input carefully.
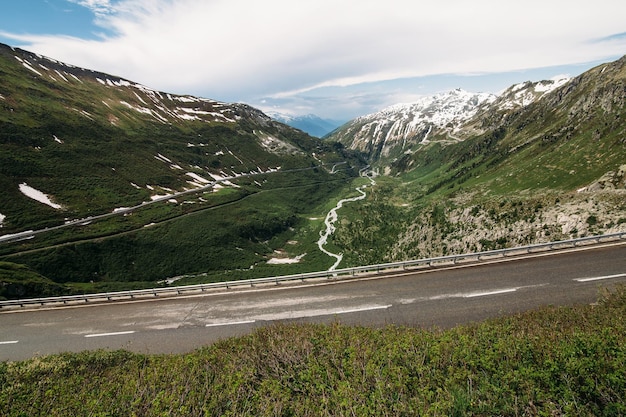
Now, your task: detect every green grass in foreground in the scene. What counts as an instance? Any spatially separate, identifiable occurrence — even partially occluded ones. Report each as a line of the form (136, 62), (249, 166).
(2, 287), (626, 416)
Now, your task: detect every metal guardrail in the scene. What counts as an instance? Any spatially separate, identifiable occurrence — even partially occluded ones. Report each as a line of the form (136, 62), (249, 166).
(2, 231), (625, 309)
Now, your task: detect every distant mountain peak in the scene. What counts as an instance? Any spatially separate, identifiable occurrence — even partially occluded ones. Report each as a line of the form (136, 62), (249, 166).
(328, 89), (497, 160)
(326, 73), (583, 163)
(266, 111), (344, 137)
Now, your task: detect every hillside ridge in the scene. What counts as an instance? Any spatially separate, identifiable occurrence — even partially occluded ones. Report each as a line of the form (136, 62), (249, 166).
(0, 42), (361, 294)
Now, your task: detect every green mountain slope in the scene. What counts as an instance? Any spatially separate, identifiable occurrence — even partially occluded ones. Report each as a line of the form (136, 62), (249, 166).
(0, 43), (362, 296)
(392, 55), (626, 193)
(327, 56), (626, 265)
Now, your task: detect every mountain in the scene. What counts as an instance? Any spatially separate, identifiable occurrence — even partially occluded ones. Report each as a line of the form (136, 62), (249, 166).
(327, 56), (626, 266)
(460, 76), (572, 137)
(327, 89), (496, 163)
(0, 42), (356, 228)
(328, 78), (571, 165)
(267, 112), (344, 137)
(0, 43), (361, 294)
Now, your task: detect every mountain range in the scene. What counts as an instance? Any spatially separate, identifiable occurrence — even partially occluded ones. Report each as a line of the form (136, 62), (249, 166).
(326, 76), (571, 165)
(0, 42), (357, 228)
(0, 41), (625, 299)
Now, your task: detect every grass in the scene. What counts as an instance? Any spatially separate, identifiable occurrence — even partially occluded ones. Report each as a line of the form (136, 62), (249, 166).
(0, 169), (357, 293)
(2, 286), (625, 416)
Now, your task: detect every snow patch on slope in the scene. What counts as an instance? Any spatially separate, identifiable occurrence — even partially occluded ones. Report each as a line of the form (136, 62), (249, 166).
(19, 183), (63, 209)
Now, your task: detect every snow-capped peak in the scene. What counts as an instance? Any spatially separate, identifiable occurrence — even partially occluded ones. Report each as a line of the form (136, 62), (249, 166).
(496, 76), (570, 110)
(328, 89), (497, 159)
(355, 89), (496, 132)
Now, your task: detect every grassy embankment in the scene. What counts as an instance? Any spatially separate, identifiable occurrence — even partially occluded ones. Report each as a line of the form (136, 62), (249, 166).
(2, 286), (625, 416)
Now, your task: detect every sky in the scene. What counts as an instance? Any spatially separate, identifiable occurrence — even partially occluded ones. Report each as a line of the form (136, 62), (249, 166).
(1, 0), (625, 121)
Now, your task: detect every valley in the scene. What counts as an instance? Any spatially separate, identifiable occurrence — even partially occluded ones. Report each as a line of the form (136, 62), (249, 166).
(317, 170), (376, 270)
(1, 41), (625, 417)
(2, 1), (626, 413)
(1, 43), (625, 302)
(0, 43), (366, 298)
(325, 56), (626, 266)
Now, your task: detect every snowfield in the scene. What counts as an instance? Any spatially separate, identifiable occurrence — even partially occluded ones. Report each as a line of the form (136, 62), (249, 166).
(19, 183), (63, 209)
(267, 253), (307, 264)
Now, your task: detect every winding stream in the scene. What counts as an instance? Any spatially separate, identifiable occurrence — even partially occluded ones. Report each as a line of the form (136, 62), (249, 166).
(317, 172), (376, 270)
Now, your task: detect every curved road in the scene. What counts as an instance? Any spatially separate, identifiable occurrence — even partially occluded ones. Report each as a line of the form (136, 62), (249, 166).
(1, 243), (625, 361)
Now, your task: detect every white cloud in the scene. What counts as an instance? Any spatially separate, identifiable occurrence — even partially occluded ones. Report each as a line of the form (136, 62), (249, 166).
(5, 0), (626, 118)
(68, 0), (115, 13)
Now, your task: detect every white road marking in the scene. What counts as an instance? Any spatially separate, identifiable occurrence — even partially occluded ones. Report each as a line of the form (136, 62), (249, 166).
(428, 288), (517, 300)
(84, 331), (135, 338)
(464, 288), (518, 298)
(206, 320), (256, 328)
(427, 284), (546, 301)
(259, 304), (393, 321)
(334, 305), (392, 314)
(574, 273), (626, 282)
(0, 340), (19, 345)
(205, 305), (393, 327)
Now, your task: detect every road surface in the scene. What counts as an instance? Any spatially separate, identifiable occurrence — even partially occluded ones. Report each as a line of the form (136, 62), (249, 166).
(1, 243), (625, 361)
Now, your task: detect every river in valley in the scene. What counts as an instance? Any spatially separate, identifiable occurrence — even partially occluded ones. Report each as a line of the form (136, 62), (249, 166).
(317, 171), (376, 270)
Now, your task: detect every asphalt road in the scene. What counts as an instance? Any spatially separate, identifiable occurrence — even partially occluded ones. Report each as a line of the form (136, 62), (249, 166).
(1, 243), (625, 361)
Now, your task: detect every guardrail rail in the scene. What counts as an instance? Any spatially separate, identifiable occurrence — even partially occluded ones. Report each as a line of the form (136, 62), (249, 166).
(2, 231), (625, 309)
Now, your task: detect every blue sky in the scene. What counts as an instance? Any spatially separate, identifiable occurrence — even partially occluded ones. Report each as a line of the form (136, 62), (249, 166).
(1, 0), (625, 121)
(0, 1), (108, 40)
